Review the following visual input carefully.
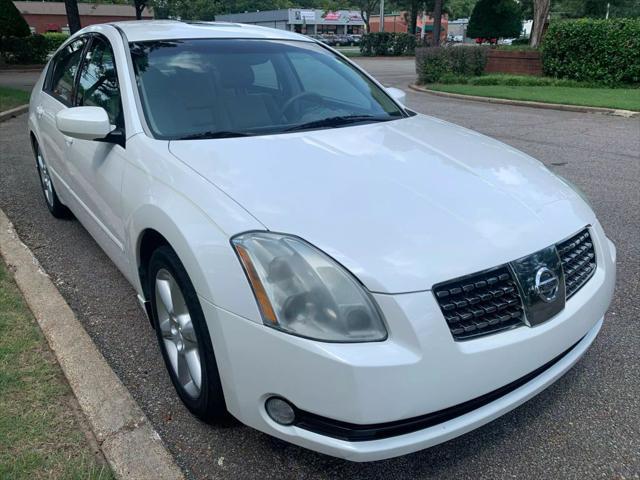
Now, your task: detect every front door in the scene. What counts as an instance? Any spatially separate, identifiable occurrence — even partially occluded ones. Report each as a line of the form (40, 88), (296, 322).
(65, 34), (127, 263)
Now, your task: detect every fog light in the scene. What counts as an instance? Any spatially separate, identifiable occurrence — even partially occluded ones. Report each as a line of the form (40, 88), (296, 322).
(265, 397), (296, 425)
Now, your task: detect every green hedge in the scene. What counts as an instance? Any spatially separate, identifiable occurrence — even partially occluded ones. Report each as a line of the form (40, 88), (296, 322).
(0, 35), (48, 64)
(416, 46), (489, 83)
(43, 32), (69, 53)
(360, 33), (416, 56)
(542, 19), (640, 85)
(432, 73), (603, 88)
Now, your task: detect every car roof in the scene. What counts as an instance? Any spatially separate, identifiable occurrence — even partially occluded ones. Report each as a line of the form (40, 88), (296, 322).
(108, 20), (311, 43)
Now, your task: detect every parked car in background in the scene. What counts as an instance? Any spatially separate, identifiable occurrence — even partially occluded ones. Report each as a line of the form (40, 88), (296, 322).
(334, 34), (352, 46)
(475, 37), (498, 44)
(306, 34), (327, 44)
(28, 20), (616, 462)
(317, 33), (335, 45)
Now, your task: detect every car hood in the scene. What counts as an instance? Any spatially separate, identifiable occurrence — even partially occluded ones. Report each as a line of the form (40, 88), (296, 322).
(169, 115), (595, 293)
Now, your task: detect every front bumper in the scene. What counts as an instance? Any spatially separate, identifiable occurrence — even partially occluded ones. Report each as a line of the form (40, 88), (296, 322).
(201, 227), (615, 461)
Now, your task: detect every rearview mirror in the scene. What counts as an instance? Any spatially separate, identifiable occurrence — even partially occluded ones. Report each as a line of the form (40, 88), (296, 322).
(385, 87), (406, 106)
(56, 106), (113, 141)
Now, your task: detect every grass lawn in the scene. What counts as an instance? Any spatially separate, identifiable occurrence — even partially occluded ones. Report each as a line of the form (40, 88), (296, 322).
(426, 84), (640, 111)
(0, 87), (30, 112)
(335, 46), (362, 57)
(0, 260), (113, 479)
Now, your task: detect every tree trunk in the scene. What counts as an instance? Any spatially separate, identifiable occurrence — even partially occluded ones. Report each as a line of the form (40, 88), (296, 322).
(64, 0), (81, 34)
(361, 9), (370, 33)
(409, 0), (419, 35)
(135, 1), (145, 20)
(432, 0), (444, 47)
(530, 0), (550, 48)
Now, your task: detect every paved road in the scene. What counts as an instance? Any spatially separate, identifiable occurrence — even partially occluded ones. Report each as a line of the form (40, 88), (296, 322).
(0, 69), (40, 92)
(1, 60), (639, 479)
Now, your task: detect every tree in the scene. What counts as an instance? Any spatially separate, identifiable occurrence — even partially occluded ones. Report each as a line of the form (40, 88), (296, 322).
(354, 0), (380, 33)
(432, 0), (444, 46)
(467, 0), (522, 39)
(553, 0), (640, 18)
(0, 0), (31, 37)
(407, 0), (420, 34)
(446, 0), (477, 19)
(64, 0), (82, 34)
(529, 0), (549, 46)
(133, 0), (146, 20)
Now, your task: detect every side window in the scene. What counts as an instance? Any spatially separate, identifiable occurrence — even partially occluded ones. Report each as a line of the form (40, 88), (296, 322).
(48, 38), (87, 104)
(250, 60), (278, 90)
(76, 37), (123, 129)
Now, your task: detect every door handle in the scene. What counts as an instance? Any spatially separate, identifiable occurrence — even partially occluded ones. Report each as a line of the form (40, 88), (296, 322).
(64, 136), (74, 146)
(36, 105), (44, 119)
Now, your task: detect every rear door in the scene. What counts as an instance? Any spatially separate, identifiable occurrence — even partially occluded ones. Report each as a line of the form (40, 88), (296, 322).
(37, 37), (88, 190)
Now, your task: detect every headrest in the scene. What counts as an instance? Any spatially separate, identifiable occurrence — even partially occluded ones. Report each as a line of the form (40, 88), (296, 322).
(219, 61), (255, 89)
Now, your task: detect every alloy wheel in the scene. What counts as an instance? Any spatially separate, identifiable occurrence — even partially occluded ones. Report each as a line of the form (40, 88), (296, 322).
(155, 268), (202, 398)
(37, 150), (54, 207)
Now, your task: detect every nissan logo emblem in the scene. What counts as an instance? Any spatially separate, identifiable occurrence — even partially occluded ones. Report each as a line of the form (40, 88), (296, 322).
(535, 267), (560, 303)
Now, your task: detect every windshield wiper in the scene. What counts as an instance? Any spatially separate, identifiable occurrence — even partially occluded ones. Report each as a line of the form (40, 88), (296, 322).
(177, 130), (252, 140)
(284, 115), (394, 133)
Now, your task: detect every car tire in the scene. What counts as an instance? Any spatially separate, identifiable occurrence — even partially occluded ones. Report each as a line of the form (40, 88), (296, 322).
(35, 142), (72, 219)
(148, 245), (231, 424)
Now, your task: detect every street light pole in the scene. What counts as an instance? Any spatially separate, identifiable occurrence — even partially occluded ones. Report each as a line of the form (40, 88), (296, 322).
(379, 0), (385, 32)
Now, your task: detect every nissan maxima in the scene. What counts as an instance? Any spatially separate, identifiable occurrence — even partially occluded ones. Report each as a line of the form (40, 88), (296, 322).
(27, 21), (616, 461)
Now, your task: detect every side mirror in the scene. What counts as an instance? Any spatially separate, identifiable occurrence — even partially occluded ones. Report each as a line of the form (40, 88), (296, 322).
(385, 87), (406, 106)
(56, 106), (113, 141)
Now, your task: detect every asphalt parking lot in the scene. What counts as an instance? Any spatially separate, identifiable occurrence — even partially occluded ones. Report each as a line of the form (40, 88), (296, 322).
(1, 59), (639, 479)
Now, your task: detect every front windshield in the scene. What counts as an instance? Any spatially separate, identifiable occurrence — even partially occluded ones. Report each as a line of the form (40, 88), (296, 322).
(129, 39), (404, 140)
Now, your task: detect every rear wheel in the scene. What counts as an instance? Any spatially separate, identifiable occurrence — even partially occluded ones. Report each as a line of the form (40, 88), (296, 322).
(35, 143), (71, 218)
(148, 246), (230, 424)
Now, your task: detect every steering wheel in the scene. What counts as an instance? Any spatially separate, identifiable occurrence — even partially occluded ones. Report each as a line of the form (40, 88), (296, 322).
(280, 92), (324, 121)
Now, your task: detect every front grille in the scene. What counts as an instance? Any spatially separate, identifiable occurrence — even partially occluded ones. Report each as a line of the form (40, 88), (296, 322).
(433, 266), (526, 340)
(557, 228), (596, 299)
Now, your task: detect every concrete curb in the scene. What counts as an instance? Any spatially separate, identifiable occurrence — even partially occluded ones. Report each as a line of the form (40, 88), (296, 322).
(408, 84), (639, 118)
(0, 104), (29, 123)
(0, 208), (184, 480)
(0, 64), (45, 72)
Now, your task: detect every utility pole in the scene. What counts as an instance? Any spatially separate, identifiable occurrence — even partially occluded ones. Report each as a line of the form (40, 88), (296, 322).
(379, 0), (385, 32)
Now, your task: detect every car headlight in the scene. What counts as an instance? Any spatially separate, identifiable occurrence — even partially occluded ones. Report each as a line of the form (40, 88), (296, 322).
(232, 232), (387, 342)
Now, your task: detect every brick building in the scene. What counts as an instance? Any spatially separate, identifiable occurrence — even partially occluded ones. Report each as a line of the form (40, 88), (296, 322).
(369, 12), (448, 43)
(13, 1), (153, 34)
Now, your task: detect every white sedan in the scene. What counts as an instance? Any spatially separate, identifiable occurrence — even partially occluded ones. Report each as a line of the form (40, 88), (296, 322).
(28, 21), (616, 461)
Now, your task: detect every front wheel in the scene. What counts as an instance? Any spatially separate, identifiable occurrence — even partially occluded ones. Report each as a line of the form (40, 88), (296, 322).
(149, 246), (230, 424)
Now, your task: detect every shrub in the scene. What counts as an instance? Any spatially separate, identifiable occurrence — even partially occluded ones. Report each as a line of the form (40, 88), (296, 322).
(467, 0), (522, 40)
(0, 0), (30, 38)
(43, 32), (69, 53)
(360, 32), (416, 56)
(416, 46), (489, 83)
(0, 35), (48, 64)
(542, 19), (640, 85)
(435, 73), (606, 88)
